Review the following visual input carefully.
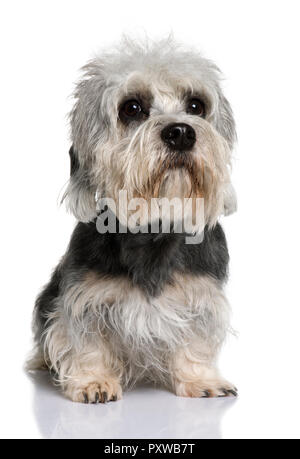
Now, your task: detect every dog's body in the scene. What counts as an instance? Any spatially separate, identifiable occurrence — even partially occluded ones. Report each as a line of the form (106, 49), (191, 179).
(29, 38), (237, 403)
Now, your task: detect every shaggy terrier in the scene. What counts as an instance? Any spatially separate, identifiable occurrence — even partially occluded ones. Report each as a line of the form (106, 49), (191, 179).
(28, 37), (238, 403)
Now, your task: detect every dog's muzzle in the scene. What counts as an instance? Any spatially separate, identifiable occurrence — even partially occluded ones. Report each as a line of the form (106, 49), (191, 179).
(161, 123), (196, 152)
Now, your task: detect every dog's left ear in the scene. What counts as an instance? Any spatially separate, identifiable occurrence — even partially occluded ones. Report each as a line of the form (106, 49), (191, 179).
(215, 90), (237, 151)
(62, 145), (97, 222)
(223, 182), (237, 216)
(215, 90), (238, 216)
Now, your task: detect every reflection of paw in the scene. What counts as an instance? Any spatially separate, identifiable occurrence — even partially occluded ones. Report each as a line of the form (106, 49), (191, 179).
(176, 379), (238, 399)
(64, 378), (122, 404)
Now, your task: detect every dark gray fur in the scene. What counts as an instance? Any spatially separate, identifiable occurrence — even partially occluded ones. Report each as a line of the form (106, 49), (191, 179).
(34, 221), (229, 343)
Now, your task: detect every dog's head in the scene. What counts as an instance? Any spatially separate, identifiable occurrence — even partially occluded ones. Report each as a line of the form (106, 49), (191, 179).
(65, 37), (236, 228)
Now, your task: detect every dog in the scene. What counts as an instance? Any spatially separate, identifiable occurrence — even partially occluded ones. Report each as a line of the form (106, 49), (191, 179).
(28, 37), (238, 403)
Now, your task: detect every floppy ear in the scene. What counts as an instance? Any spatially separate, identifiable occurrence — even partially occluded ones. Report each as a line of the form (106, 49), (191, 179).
(215, 90), (237, 151)
(215, 90), (238, 216)
(223, 182), (237, 216)
(63, 145), (98, 222)
(63, 60), (108, 222)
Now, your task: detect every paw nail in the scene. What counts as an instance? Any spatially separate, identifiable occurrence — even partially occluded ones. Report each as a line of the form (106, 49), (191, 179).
(228, 389), (238, 397)
(101, 392), (108, 403)
(202, 390), (210, 398)
(83, 392), (89, 404)
(218, 388), (229, 397)
(94, 392), (100, 404)
(111, 395), (117, 402)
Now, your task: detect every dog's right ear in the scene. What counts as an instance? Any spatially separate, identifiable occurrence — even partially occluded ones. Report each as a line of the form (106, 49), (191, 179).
(63, 59), (109, 222)
(62, 145), (98, 222)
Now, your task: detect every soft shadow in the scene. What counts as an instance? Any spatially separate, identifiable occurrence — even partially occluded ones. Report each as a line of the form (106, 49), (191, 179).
(29, 371), (237, 439)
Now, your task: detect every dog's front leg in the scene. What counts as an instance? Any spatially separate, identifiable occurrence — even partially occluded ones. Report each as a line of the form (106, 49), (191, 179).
(43, 314), (123, 404)
(60, 342), (123, 404)
(170, 341), (237, 398)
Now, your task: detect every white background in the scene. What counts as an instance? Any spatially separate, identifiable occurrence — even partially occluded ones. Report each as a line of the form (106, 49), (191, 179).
(1, 0), (300, 439)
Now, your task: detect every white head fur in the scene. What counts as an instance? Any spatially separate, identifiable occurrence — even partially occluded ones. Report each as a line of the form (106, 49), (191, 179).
(64, 36), (237, 228)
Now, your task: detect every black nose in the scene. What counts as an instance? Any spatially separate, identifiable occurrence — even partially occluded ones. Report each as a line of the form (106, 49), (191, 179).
(161, 123), (196, 151)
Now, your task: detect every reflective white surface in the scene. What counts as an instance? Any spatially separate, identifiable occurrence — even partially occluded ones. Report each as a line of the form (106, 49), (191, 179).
(2, 364), (300, 439)
(30, 371), (236, 439)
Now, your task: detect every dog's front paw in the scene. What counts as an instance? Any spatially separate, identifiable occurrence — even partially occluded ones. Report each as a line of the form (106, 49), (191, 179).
(175, 379), (238, 399)
(64, 377), (123, 404)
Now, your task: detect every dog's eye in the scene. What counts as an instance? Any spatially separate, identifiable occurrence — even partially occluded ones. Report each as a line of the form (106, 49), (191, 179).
(120, 100), (143, 120)
(187, 98), (206, 117)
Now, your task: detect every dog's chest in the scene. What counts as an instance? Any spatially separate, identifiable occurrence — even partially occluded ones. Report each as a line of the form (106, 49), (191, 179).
(77, 271), (228, 354)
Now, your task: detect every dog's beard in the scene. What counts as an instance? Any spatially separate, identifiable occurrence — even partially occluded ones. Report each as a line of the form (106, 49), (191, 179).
(149, 153), (204, 200)
(108, 160), (206, 233)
